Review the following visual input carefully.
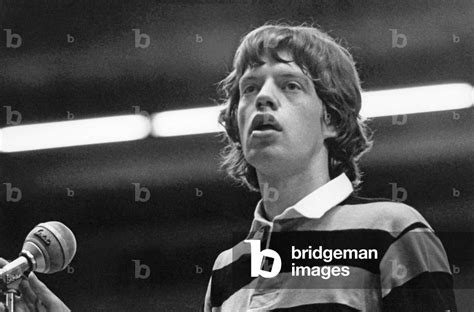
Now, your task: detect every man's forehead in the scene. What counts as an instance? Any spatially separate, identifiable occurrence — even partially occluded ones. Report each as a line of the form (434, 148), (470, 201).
(240, 59), (308, 81)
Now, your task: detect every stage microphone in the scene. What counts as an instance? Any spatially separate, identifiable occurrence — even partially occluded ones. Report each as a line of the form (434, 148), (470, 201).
(0, 221), (77, 286)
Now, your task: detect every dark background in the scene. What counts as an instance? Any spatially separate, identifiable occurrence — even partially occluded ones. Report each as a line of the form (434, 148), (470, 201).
(0, 0), (472, 311)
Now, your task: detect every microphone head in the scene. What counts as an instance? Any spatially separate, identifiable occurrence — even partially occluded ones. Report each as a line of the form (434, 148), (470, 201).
(21, 221), (77, 274)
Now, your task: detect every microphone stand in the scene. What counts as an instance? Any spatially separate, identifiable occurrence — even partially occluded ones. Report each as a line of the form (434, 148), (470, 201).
(0, 254), (33, 312)
(5, 288), (18, 312)
(2, 275), (27, 312)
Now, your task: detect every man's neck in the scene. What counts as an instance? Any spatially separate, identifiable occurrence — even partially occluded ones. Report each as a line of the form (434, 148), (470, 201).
(257, 164), (331, 221)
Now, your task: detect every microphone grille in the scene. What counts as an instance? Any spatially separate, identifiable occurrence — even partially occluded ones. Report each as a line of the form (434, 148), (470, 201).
(22, 221), (77, 274)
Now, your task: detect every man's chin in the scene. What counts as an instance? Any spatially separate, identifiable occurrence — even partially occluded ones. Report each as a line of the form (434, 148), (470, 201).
(246, 148), (288, 170)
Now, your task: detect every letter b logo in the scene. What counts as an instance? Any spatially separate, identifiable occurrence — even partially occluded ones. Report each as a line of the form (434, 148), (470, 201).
(390, 259), (407, 280)
(132, 29), (150, 48)
(389, 29), (407, 48)
(132, 183), (150, 202)
(244, 240), (281, 278)
(132, 259), (150, 279)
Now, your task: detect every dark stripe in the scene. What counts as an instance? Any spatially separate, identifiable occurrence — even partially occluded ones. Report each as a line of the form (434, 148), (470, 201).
(272, 302), (360, 311)
(210, 253), (255, 307)
(394, 222), (430, 241)
(383, 271), (457, 312)
(341, 195), (393, 206)
(211, 238), (273, 307)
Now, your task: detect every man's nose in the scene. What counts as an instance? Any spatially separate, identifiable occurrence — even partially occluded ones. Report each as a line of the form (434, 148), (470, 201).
(255, 80), (279, 111)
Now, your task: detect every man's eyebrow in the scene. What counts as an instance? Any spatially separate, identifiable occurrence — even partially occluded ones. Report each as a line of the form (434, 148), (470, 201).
(277, 72), (313, 88)
(279, 73), (311, 82)
(239, 72), (311, 85)
(239, 75), (258, 84)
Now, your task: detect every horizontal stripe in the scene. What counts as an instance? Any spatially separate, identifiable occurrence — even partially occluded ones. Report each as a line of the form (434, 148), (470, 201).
(341, 195), (393, 206)
(270, 288), (379, 311)
(212, 239), (253, 271)
(279, 201), (432, 233)
(213, 267), (381, 310)
(272, 302), (360, 311)
(221, 286), (380, 311)
(380, 228), (452, 295)
(393, 222), (430, 241)
(211, 252), (255, 308)
(247, 266), (380, 290)
(382, 271), (457, 312)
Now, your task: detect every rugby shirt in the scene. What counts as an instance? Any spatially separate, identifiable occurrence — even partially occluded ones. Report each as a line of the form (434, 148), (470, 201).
(203, 173), (457, 311)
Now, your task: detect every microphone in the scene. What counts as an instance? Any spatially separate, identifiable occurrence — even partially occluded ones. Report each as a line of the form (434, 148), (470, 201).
(0, 221), (77, 286)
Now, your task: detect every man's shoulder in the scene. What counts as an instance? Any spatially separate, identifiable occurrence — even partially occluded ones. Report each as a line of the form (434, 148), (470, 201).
(335, 195), (432, 234)
(211, 239), (250, 272)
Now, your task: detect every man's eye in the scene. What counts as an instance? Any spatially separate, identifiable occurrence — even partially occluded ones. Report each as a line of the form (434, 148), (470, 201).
(284, 82), (302, 91)
(242, 85), (257, 94)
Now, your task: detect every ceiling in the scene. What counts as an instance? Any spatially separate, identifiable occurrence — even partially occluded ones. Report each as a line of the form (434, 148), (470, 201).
(0, 0), (472, 125)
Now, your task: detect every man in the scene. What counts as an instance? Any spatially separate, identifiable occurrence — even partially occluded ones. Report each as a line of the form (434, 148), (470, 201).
(0, 23), (456, 312)
(203, 24), (457, 311)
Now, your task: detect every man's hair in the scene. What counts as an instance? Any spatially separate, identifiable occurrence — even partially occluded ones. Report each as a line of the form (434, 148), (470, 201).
(217, 23), (373, 192)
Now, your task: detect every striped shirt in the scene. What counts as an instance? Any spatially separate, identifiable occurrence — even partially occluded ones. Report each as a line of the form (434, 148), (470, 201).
(203, 173), (456, 311)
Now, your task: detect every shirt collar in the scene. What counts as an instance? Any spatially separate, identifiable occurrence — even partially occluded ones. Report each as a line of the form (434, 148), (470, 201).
(252, 173), (353, 225)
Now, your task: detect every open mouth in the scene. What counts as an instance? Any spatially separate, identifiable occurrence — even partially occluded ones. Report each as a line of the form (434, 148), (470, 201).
(249, 113), (283, 135)
(253, 124), (279, 131)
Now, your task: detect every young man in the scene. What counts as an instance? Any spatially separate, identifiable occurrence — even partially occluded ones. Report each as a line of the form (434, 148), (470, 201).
(0, 23), (456, 312)
(203, 24), (457, 311)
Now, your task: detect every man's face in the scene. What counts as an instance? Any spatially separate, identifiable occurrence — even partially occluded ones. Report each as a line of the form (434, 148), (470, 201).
(237, 51), (335, 176)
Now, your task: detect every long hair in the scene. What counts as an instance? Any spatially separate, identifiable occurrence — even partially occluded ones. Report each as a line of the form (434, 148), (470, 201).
(218, 23), (373, 192)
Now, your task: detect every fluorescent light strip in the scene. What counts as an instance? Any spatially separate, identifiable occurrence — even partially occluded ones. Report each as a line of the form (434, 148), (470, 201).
(0, 115), (151, 152)
(151, 83), (473, 137)
(0, 83), (471, 151)
(360, 83), (473, 117)
(151, 106), (224, 137)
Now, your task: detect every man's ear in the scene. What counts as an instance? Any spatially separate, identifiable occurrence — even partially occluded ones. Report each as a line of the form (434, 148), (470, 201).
(322, 109), (338, 139)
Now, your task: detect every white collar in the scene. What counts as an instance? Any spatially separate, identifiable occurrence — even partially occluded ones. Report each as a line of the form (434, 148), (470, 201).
(253, 173), (353, 224)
